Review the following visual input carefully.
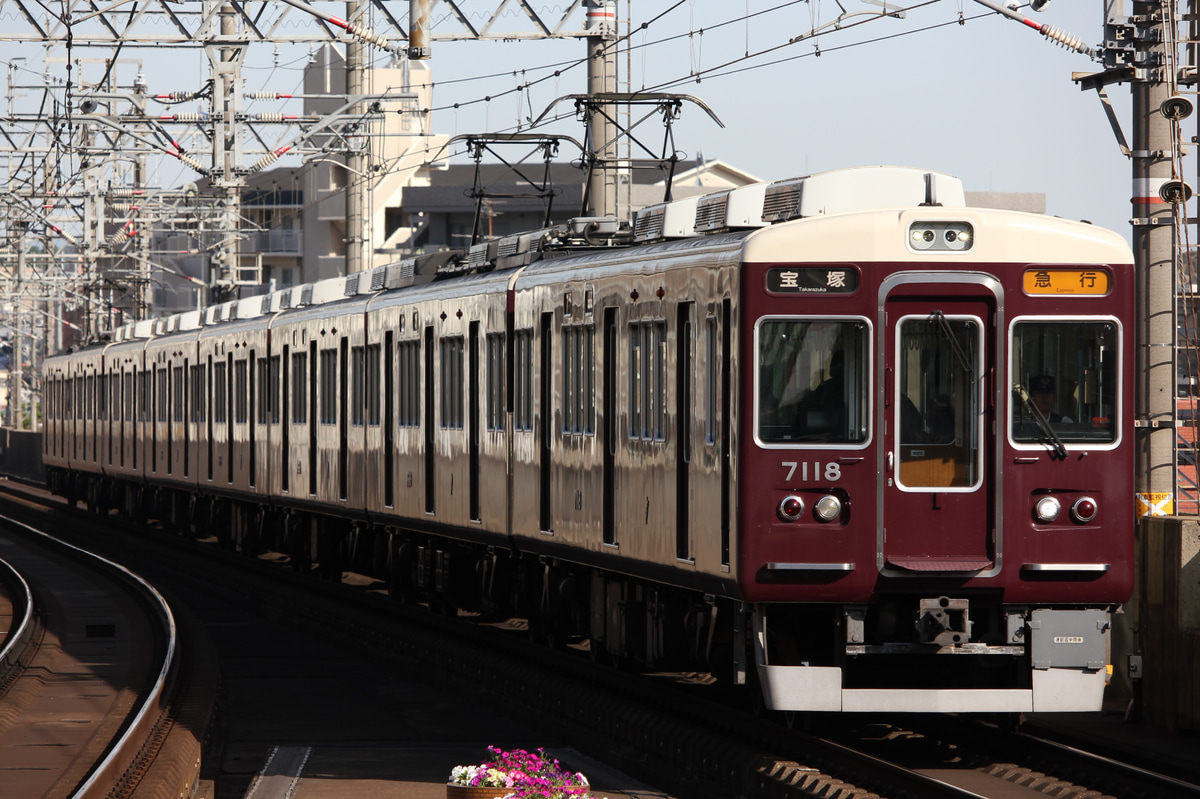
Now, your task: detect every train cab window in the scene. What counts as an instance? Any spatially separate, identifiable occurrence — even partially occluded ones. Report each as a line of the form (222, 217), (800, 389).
(756, 319), (869, 445)
(1011, 319), (1119, 445)
(895, 315), (981, 489)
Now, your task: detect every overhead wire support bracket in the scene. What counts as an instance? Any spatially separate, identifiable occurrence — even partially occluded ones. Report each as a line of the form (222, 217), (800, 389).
(968, 0), (1095, 56)
(532, 92), (724, 212)
(447, 133), (585, 246)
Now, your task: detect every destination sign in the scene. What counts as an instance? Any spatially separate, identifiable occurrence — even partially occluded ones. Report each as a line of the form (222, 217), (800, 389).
(766, 267), (859, 295)
(1023, 268), (1110, 296)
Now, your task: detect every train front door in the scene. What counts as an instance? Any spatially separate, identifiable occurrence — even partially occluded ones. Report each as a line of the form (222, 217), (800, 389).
(879, 275), (999, 575)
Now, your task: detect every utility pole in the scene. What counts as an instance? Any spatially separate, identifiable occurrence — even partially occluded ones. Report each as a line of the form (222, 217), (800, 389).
(585, 0), (618, 219)
(212, 1), (243, 299)
(346, 0), (368, 275)
(1124, 0), (1180, 514)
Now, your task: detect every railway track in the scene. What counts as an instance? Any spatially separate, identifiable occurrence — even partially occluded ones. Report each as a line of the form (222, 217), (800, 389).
(0, 509), (214, 799)
(0, 480), (1193, 799)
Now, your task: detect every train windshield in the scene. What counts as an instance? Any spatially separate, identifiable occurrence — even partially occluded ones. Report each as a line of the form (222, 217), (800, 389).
(756, 318), (869, 445)
(1011, 319), (1119, 445)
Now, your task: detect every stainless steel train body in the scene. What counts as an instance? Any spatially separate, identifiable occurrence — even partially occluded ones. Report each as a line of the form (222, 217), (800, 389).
(42, 166), (1135, 713)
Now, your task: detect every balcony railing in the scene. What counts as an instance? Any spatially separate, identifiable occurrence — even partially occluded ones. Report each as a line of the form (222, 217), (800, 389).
(244, 229), (302, 254)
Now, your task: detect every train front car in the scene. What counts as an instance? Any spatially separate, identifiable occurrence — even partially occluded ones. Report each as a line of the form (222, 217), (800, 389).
(740, 178), (1134, 713)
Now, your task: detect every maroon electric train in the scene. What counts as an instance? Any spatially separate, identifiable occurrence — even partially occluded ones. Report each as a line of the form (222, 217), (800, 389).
(43, 166), (1134, 712)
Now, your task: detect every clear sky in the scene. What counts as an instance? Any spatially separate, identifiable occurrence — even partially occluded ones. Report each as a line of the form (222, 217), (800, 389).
(412, 0), (1140, 240)
(0, 1), (1147, 242)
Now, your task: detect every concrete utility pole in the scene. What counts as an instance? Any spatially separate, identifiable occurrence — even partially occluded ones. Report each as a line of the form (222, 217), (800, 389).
(1123, 0), (1180, 514)
(346, 0), (368, 275)
(585, 0), (618, 219)
(212, 1), (243, 298)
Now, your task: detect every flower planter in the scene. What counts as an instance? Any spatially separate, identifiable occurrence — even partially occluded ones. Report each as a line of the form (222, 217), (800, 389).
(444, 785), (514, 799)
(445, 784), (589, 798)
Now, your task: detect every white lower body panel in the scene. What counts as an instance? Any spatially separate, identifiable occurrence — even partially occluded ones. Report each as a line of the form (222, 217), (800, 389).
(756, 662), (1107, 713)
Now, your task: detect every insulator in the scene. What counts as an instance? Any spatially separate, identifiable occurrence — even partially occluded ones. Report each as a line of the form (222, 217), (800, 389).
(177, 153), (208, 173)
(106, 230), (131, 247)
(1041, 25), (1092, 56)
(253, 113), (285, 123)
(108, 203), (137, 213)
(158, 91), (199, 102)
(249, 151), (282, 172)
(160, 113), (205, 122)
(247, 92), (291, 100)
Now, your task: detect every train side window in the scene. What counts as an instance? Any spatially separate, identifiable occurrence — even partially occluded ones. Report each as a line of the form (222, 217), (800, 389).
(98, 374), (108, 421)
(439, 337), (464, 430)
(487, 333), (505, 431)
(1011, 319), (1119, 445)
(234, 360), (248, 424)
(213, 362), (227, 424)
(319, 348), (338, 425)
(756, 318), (869, 446)
(628, 321), (666, 441)
(257, 357), (271, 425)
(398, 339), (420, 427)
(173, 367), (185, 423)
(514, 330), (534, 431)
(351, 345), (365, 427)
(562, 325), (595, 435)
(190, 365), (206, 423)
(365, 344), (380, 426)
(269, 356), (281, 424)
(292, 351), (308, 424)
(706, 317), (718, 445)
(157, 367), (169, 423)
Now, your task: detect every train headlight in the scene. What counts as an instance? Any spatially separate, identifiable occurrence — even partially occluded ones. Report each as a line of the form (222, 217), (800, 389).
(1071, 496), (1099, 523)
(907, 221), (974, 252)
(814, 494), (842, 522)
(778, 495), (805, 522)
(1035, 496), (1061, 523)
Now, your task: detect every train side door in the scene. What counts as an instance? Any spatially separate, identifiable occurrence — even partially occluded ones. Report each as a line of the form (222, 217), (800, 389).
(879, 275), (999, 575)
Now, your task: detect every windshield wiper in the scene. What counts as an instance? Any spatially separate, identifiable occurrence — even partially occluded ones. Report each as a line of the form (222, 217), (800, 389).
(930, 311), (975, 383)
(1013, 383), (1068, 459)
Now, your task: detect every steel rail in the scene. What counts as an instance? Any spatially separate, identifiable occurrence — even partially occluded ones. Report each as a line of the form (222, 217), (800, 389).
(0, 513), (178, 799)
(0, 554), (35, 691)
